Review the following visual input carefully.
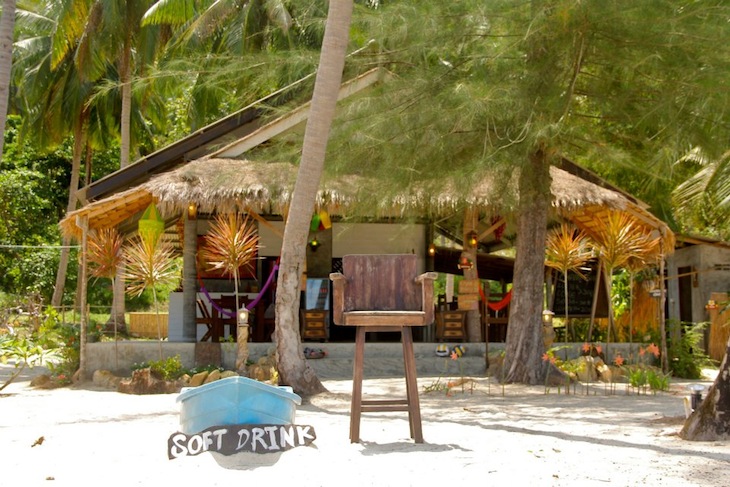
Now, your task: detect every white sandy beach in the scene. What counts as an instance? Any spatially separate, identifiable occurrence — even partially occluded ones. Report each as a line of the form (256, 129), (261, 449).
(1, 366), (727, 487)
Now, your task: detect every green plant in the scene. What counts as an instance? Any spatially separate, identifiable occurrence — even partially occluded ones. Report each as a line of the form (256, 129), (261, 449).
(669, 321), (712, 379)
(626, 365), (648, 393)
(646, 369), (671, 393)
(132, 354), (186, 381)
(1, 333), (61, 391)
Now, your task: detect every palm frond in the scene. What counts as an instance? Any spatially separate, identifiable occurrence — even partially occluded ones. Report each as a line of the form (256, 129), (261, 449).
(544, 222), (593, 279)
(122, 237), (180, 298)
(591, 212), (661, 273)
(87, 227), (124, 279)
(141, 0), (196, 27)
(202, 213), (260, 279)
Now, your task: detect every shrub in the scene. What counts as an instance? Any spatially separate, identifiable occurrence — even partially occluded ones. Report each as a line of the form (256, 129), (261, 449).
(669, 321), (712, 379)
(133, 354), (186, 381)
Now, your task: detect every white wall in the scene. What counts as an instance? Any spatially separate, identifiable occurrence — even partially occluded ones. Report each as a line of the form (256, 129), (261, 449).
(258, 221), (427, 261)
(333, 222), (426, 260)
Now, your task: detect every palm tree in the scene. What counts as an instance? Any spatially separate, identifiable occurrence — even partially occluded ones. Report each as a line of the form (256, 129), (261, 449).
(274, 0), (353, 395)
(87, 227), (124, 367)
(673, 149), (730, 239)
(122, 235), (179, 361)
(65, 0), (171, 325)
(588, 212), (660, 360)
(0, 0), (16, 163)
(12, 0), (103, 307)
(545, 222), (593, 342)
(201, 213), (259, 373)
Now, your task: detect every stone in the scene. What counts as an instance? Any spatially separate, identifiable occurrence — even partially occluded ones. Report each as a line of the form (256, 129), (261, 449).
(30, 374), (52, 388)
(92, 370), (122, 389)
(248, 364), (275, 382)
(188, 371), (209, 387)
(220, 370), (238, 379)
(117, 368), (182, 394)
(204, 369), (222, 383)
(575, 356), (599, 382)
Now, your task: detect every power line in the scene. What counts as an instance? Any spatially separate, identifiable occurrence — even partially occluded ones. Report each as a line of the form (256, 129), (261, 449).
(0, 244), (81, 249)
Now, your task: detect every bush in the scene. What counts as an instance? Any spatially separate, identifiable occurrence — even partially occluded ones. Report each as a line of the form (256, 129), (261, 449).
(669, 321), (713, 379)
(133, 354), (186, 381)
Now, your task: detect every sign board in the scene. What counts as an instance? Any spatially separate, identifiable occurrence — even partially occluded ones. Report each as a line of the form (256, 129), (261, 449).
(168, 424), (316, 459)
(552, 268), (609, 318)
(457, 293), (480, 311)
(458, 279), (481, 295)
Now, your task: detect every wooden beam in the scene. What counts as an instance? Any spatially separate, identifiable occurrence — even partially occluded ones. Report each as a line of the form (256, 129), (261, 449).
(211, 68), (388, 158)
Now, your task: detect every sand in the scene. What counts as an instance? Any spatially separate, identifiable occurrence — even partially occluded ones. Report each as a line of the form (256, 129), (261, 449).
(1, 366), (727, 487)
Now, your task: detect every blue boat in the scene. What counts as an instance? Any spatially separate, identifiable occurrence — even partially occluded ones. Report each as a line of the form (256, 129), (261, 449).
(177, 376), (302, 434)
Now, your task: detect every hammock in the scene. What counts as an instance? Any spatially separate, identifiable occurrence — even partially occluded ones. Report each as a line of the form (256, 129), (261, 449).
(479, 288), (512, 312)
(199, 262), (280, 318)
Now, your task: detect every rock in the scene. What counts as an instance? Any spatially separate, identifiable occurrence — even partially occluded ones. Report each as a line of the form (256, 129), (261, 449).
(117, 368), (181, 394)
(220, 370), (238, 379)
(596, 363), (612, 383)
(92, 370), (122, 389)
(30, 374), (52, 388)
(545, 366), (569, 387)
(188, 371), (209, 387)
(575, 356), (599, 382)
(249, 364), (275, 382)
(204, 369), (222, 383)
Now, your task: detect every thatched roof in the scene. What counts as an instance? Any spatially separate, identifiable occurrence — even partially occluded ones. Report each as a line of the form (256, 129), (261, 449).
(60, 157), (673, 249)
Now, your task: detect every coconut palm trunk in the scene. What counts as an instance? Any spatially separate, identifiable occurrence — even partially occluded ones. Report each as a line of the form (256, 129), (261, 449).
(0, 0), (15, 163)
(52, 115), (88, 307)
(274, 0), (353, 395)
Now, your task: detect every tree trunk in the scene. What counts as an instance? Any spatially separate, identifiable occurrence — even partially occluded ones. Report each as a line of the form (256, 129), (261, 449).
(680, 335), (730, 441)
(503, 148), (552, 384)
(107, 265), (127, 330)
(107, 31), (134, 329)
(0, 0), (15, 163)
(52, 117), (87, 307)
(274, 0), (353, 396)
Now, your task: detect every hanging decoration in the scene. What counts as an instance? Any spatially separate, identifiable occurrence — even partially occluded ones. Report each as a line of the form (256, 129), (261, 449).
(310, 210), (332, 232)
(138, 203), (165, 248)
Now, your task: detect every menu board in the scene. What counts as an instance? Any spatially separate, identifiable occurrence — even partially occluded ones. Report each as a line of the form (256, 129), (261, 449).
(552, 268), (609, 318)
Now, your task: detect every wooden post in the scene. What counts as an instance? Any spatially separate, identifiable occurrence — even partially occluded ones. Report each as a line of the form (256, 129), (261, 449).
(77, 215), (89, 382)
(462, 209), (481, 342)
(659, 240), (669, 373)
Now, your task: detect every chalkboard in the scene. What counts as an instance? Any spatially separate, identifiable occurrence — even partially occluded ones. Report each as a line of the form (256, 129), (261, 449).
(552, 268), (609, 318)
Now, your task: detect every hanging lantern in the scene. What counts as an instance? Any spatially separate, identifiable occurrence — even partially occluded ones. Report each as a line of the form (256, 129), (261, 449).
(467, 231), (478, 247)
(138, 203), (165, 248)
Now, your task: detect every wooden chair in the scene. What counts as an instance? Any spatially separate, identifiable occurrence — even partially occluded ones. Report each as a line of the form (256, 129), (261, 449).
(196, 299), (214, 342)
(330, 254), (437, 443)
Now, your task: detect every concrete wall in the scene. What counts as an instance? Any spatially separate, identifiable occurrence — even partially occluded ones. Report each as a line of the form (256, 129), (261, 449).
(667, 245), (730, 325)
(85, 341), (645, 380)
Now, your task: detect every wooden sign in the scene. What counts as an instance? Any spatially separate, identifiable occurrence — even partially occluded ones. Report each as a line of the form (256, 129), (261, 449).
(458, 279), (481, 295)
(168, 424), (316, 459)
(458, 293), (480, 310)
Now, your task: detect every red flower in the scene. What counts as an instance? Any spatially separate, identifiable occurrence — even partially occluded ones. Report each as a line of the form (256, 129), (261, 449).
(646, 343), (660, 358)
(613, 355), (624, 367)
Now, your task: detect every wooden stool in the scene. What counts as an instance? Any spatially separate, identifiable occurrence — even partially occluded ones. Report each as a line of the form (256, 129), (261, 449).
(350, 324), (423, 443)
(330, 254), (436, 444)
